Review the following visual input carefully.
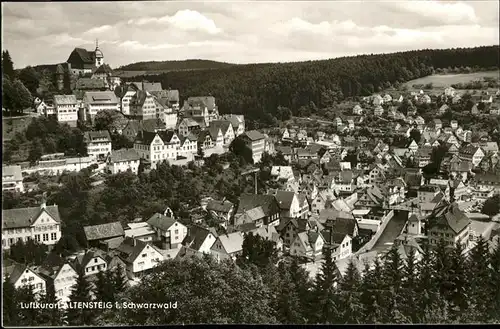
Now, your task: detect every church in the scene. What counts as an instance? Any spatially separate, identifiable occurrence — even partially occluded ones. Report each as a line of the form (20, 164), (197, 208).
(66, 40), (105, 76)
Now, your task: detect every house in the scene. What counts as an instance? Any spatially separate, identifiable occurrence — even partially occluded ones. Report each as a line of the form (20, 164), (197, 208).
(450, 120), (458, 130)
(116, 237), (163, 278)
(210, 232), (245, 262)
(2, 202), (61, 250)
(177, 134), (198, 160)
(223, 114), (245, 137)
(311, 190), (336, 215)
(241, 130), (266, 163)
(444, 87), (456, 97)
(270, 166), (295, 182)
(356, 185), (385, 210)
(320, 209), (359, 238)
(206, 199), (235, 229)
(153, 98), (178, 130)
(182, 96), (219, 127)
(367, 164), (386, 185)
(473, 173), (500, 194)
(147, 213), (187, 249)
(83, 91), (119, 123)
(72, 249), (108, 276)
(106, 148), (141, 174)
(129, 90), (157, 120)
(408, 140), (419, 154)
(427, 202), (471, 248)
(372, 95), (384, 106)
(38, 259), (78, 303)
(432, 119), (442, 130)
(122, 119), (166, 141)
(417, 185), (441, 203)
(54, 95), (78, 126)
(133, 130), (180, 169)
(178, 117), (204, 137)
(322, 232), (352, 261)
(383, 94), (393, 103)
(84, 130), (112, 161)
(116, 83), (140, 116)
(124, 222), (156, 242)
(415, 146), (433, 168)
(374, 106), (384, 116)
(83, 221), (124, 248)
(8, 264), (46, 297)
(448, 179), (468, 202)
(207, 126), (225, 148)
(459, 145), (485, 167)
(2, 165), (24, 193)
(276, 217), (313, 247)
(290, 231), (324, 260)
(272, 190), (309, 219)
(246, 226), (283, 251)
(235, 194), (281, 227)
(181, 225), (218, 256)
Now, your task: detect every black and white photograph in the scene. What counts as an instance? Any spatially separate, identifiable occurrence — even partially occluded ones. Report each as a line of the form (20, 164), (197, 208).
(1, 0), (500, 326)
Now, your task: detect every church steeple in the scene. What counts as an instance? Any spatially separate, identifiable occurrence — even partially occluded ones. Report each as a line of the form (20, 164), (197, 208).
(94, 38), (104, 68)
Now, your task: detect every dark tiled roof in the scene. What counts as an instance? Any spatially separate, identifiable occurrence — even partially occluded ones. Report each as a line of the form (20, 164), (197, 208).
(85, 130), (111, 142)
(186, 96), (216, 112)
(72, 48), (95, 64)
(209, 120), (232, 135)
(76, 78), (106, 90)
(237, 193), (279, 217)
(182, 225), (217, 251)
(243, 130), (265, 141)
(274, 190), (296, 210)
(3, 205), (61, 229)
(109, 148), (140, 163)
(116, 237), (158, 264)
(150, 89), (179, 102)
(142, 82), (162, 93)
(323, 216), (357, 237)
(147, 213), (177, 231)
(93, 64), (113, 75)
(83, 221), (124, 241)
(207, 200), (234, 213)
(429, 202), (470, 234)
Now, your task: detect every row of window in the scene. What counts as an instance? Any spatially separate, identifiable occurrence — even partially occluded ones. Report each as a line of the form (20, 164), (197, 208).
(86, 264), (106, 273)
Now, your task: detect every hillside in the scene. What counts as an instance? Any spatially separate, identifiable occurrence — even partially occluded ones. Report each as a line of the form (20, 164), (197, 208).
(117, 59), (235, 72)
(124, 45), (499, 126)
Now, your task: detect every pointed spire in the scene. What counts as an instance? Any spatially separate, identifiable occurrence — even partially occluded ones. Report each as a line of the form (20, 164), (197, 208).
(96, 38), (99, 49)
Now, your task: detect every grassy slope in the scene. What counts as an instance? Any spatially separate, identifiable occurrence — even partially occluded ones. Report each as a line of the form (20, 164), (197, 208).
(403, 70), (500, 88)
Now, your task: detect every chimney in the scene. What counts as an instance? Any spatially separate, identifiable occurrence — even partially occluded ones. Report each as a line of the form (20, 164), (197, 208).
(40, 192), (47, 209)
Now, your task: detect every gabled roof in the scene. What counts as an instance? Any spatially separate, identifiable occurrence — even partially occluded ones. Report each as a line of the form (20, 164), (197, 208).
(83, 221), (124, 241)
(217, 232), (244, 254)
(93, 64), (113, 75)
(85, 130), (111, 142)
(428, 202), (470, 234)
(76, 78), (107, 90)
(243, 130), (265, 141)
(150, 89), (180, 102)
(108, 148), (140, 163)
(274, 190), (296, 210)
(207, 199), (234, 213)
(186, 96), (216, 112)
(8, 264), (43, 285)
(54, 94), (77, 105)
(182, 225), (217, 251)
(84, 91), (118, 104)
(147, 213), (177, 231)
(71, 47), (95, 64)
(142, 82), (162, 93)
(276, 217), (310, 233)
(116, 237), (160, 264)
(3, 205), (61, 229)
(237, 193), (279, 217)
(209, 120), (232, 135)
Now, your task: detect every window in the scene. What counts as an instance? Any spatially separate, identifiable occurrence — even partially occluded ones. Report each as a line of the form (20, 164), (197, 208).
(43, 234), (49, 242)
(91, 266), (95, 271)
(51, 233), (57, 240)
(142, 253), (147, 258)
(94, 258), (98, 263)
(138, 261), (145, 266)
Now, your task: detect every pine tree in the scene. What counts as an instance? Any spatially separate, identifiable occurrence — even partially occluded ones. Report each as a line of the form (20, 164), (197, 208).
(112, 264), (127, 294)
(314, 247), (340, 324)
(36, 284), (65, 326)
(401, 248), (418, 322)
(381, 245), (406, 323)
(16, 284), (39, 326)
(2, 277), (18, 326)
(66, 270), (93, 325)
(95, 269), (115, 303)
(275, 262), (303, 324)
(415, 241), (438, 322)
(360, 258), (384, 323)
(447, 241), (470, 321)
(2, 50), (15, 79)
(338, 259), (362, 324)
(468, 236), (490, 322)
(432, 238), (451, 301)
(487, 240), (500, 322)
(289, 257), (312, 323)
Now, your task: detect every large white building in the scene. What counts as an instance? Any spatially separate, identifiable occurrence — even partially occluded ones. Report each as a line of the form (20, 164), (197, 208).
(83, 91), (119, 123)
(106, 148), (141, 174)
(2, 202), (62, 250)
(22, 155), (97, 176)
(84, 130), (112, 160)
(133, 130), (180, 169)
(2, 165), (24, 193)
(54, 95), (78, 127)
(8, 265), (46, 297)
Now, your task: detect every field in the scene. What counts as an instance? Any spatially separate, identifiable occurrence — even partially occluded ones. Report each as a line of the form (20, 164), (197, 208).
(403, 70), (499, 88)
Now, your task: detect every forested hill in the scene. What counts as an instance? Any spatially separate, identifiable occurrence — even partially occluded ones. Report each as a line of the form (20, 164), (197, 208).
(117, 59), (235, 71)
(125, 45), (499, 125)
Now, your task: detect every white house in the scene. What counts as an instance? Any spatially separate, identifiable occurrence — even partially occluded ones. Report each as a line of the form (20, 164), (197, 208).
(2, 165), (24, 193)
(84, 130), (112, 161)
(224, 114), (245, 136)
(106, 148), (141, 175)
(73, 249), (108, 277)
(182, 225), (218, 256)
(210, 232), (245, 262)
(2, 202), (61, 250)
(177, 134), (198, 160)
(116, 238), (164, 278)
(38, 261), (78, 303)
(54, 95), (78, 127)
(83, 91), (120, 123)
(290, 231), (324, 260)
(8, 265), (46, 297)
(133, 130), (180, 169)
(209, 120), (235, 145)
(147, 213), (188, 250)
(329, 233), (352, 261)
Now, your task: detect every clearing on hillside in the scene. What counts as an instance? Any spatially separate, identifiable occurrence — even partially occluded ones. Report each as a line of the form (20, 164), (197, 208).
(403, 70), (499, 88)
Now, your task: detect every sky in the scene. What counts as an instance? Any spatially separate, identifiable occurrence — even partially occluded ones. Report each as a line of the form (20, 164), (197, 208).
(2, 0), (499, 69)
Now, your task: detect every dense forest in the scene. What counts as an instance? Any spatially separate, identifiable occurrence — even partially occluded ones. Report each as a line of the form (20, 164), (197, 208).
(4, 236), (500, 325)
(125, 46), (499, 126)
(116, 59), (235, 72)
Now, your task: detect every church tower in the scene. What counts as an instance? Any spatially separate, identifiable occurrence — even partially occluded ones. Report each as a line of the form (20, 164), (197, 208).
(94, 39), (104, 68)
